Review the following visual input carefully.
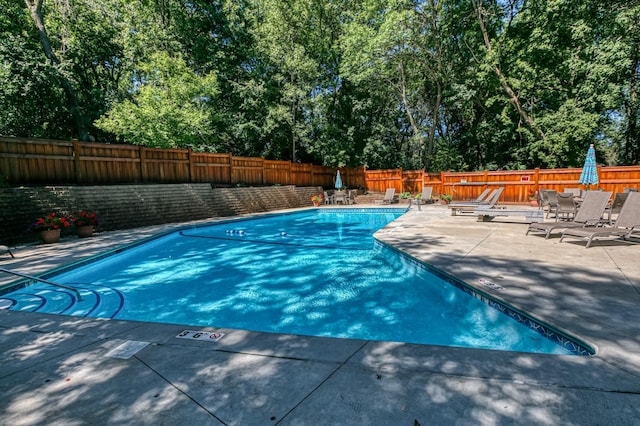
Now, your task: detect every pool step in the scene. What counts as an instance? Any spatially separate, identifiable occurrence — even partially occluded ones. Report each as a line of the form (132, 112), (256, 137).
(1, 283), (124, 319)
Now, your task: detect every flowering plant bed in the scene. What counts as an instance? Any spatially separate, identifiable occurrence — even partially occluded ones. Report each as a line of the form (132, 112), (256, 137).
(30, 213), (71, 231)
(73, 211), (99, 227)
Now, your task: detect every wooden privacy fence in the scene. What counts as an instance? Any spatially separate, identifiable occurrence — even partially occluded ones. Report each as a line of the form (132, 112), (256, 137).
(2, 137), (639, 202)
(367, 166), (640, 203)
(0, 137), (365, 189)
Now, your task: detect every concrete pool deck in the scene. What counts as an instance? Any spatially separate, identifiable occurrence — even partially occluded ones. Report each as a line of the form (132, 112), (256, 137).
(1, 204), (639, 425)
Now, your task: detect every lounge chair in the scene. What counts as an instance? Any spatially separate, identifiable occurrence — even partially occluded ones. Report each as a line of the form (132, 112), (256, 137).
(603, 192), (628, 224)
(1, 245), (14, 258)
(382, 188), (399, 204)
(526, 191), (612, 239)
(449, 187), (504, 215)
(473, 189), (545, 223)
(416, 186), (434, 204)
(560, 191), (640, 248)
(465, 188), (492, 204)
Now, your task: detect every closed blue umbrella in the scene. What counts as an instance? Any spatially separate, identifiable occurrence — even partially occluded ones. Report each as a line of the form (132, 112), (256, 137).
(335, 170), (343, 189)
(579, 144), (599, 189)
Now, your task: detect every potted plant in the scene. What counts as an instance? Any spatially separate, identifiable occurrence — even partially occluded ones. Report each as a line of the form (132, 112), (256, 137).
(72, 211), (99, 237)
(439, 194), (453, 205)
(310, 193), (324, 207)
(30, 212), (71, 243)
(398, 192), (412, 204)
(528, 190), (539, 207)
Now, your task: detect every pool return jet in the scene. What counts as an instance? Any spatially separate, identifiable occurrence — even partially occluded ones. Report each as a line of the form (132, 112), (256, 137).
(0, 267), (83, 301)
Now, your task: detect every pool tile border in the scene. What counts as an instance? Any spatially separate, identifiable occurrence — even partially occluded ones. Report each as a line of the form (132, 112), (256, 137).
(376, 241), (594, 356)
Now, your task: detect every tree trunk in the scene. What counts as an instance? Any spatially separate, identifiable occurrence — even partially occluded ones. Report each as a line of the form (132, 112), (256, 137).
(24, 0), (87, 140)
(471, 0), (546, 141)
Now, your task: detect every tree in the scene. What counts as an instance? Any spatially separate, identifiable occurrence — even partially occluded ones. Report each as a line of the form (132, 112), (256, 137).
(24, 0), (88, 139)
(94, 52), (218, 150)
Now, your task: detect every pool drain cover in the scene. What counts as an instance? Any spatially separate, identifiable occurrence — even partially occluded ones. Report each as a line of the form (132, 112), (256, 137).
(105, 340), (150, 359)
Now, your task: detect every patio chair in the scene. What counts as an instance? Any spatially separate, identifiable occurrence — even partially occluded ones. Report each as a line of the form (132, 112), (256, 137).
(526, 191), (612, 239)
(603, 192), (628, 224)
(540, 190), (558, 218)
(623, 187), (638, 192)
(560, 191), (640, 248)
(345, 189), (357, 205)
(382, 188), (399, 204)
(416, 186), (434, 204)
(553, 192), (577, 222)
(323, 191), (335, 205)
(1, 245), (14, 258)
(563, 187), (582, 197)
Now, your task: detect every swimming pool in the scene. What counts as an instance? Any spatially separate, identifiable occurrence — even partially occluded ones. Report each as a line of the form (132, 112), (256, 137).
(1, 208), (590, 355)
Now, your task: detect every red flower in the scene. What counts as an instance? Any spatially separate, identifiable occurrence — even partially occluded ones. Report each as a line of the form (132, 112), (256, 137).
(72, 211), (99, 227)
(30, 212), (71, 231)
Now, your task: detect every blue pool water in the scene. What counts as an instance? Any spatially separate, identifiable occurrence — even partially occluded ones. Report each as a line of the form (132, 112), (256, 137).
(1, 209), (586, 355)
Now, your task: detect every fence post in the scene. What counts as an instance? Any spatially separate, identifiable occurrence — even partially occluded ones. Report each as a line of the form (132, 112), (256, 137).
(72, 138), (82, 184)
(187, 147), (194, 183)
(534, 167), (540, 194)
(440, 171), (445, 196)
(139, 146), (147, 183)
(228, 153), (233, 185)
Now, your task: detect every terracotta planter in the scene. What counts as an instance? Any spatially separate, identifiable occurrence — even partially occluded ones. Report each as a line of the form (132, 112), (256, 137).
(76, 225), (94, 238)
(529, 200), (539, 207)
(40, 229), (61, 244)
(312, 201), (321, 207)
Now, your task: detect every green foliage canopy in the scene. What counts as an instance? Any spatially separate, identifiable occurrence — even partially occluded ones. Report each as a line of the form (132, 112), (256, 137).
(1, 0), (638, 170)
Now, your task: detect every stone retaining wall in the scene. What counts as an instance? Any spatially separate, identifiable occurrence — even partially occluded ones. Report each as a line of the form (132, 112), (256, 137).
(0, 185), (322, 245)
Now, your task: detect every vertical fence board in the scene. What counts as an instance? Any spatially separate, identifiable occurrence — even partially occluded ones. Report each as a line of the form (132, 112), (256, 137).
(232, 156), (264, 185)
(265, 160), (293, 185)
(190, 152), (231, 183)
(78, 143), (141, 184)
